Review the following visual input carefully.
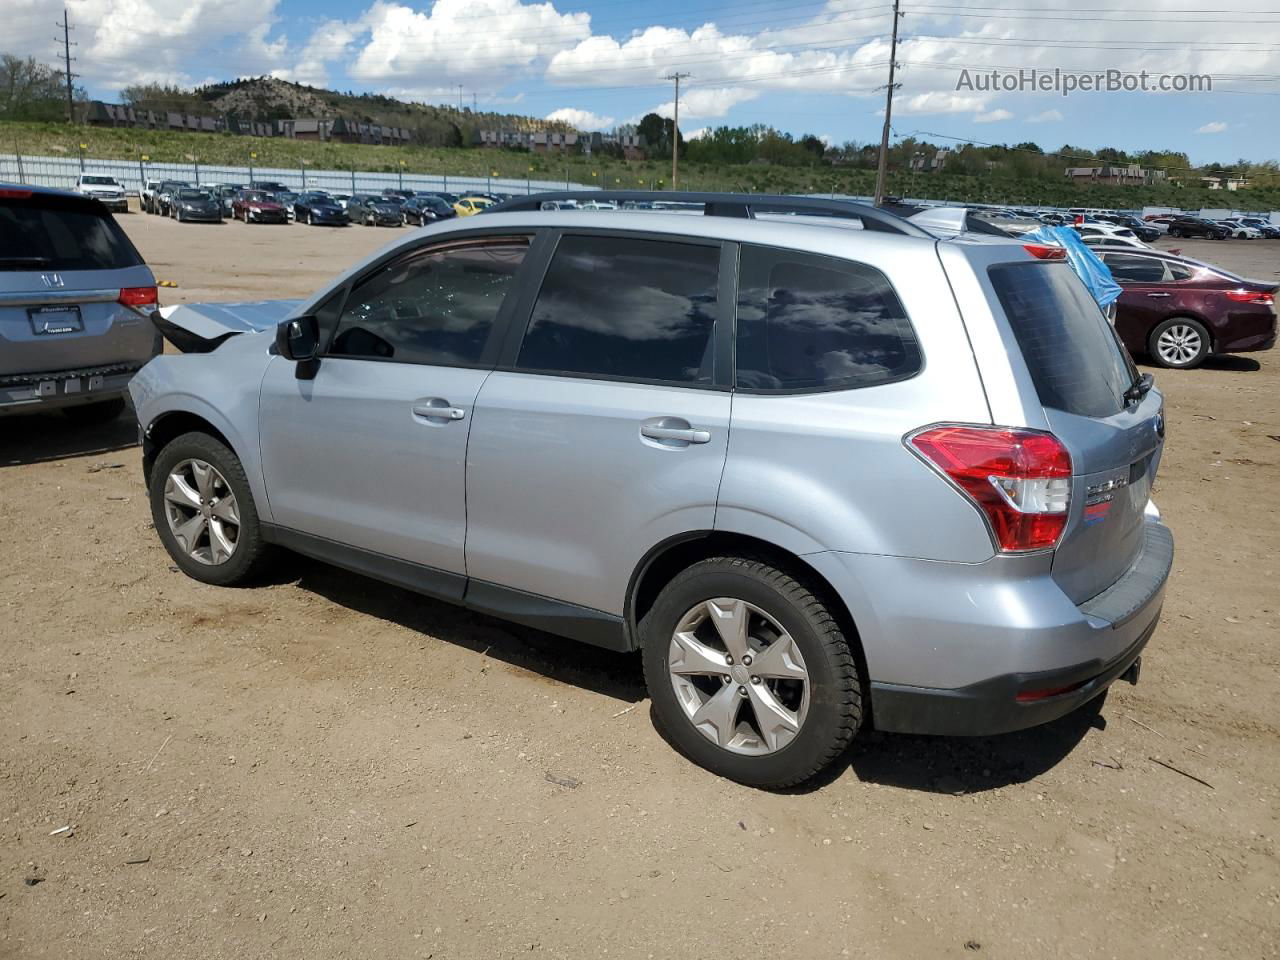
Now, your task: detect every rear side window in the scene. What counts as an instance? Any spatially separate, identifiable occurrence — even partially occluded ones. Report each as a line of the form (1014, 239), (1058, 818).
(988, 262), (1133, 419)
(735, 245), (920, 392)
(329, 238), (528, 366)
(1103, 254), (1166, 283)
(517, 234), (719, 385)
(0, 194), (143, 271)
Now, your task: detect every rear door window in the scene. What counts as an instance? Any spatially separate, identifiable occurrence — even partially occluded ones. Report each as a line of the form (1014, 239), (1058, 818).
(988, 261), (1133, 419)
(0, 192), (143, 272)
(1103, 254), (1168, 283)
(735, 245), (921, 392)
(516, 234), (719, 385)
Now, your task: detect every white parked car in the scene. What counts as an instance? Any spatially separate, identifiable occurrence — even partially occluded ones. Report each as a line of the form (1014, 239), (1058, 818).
(74, 174), (128, 213)
(1076, 222), (1151, 248)
(1218, 220), (1263, 239)
(1080, 233), (1150, 250)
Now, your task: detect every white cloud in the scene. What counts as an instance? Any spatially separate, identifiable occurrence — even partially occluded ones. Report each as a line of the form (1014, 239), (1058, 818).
(1028, 109), (1063, 124)
(545, 107), (614, 129)
(892, 92), (991, 116)
(347, 0), (590, 94)
(278, 20), (361, 88)
(974, 108), (1013, 123)
(685, 127), (709, 140)
(652, 86), (760, 121)
(1196, 121), (1227, 134)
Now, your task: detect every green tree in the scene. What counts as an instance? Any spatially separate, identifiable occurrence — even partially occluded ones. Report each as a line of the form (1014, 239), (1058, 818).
(0, 54), (83, 121)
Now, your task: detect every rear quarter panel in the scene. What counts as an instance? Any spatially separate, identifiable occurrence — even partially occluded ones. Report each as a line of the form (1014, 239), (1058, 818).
(716, 242), (997, 562)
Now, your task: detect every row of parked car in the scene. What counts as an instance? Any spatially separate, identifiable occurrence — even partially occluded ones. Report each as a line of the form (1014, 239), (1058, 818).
(134, 178), (504, 226)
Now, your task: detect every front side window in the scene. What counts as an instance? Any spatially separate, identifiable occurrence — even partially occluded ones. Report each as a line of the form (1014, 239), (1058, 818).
(735, 245), (921, 392)
(516, 234), (719, 385)
(328, 238), (528, 366)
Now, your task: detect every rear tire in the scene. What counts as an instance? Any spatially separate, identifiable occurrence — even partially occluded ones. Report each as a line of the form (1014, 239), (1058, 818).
(1149, 316), (1210, 369)
(149, 431), (272, 587)
(641, 556), (862, 788)
(62, 397), (126, 424)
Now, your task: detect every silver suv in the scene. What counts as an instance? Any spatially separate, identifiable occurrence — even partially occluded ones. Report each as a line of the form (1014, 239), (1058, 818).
(130, 193), (1173, 787)
(2, 184), (159, 421)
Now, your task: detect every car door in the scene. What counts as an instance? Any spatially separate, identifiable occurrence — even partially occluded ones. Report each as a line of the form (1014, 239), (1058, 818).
(465, 231), (733, 619)
(257, 234), (534, 594)
(1102, 253), (1174, 352)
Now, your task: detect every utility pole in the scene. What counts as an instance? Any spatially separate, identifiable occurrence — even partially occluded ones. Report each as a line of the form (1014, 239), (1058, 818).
(873, 0), (903, 206)
(457, 84), (465, 111)
(55, 8), (77, 123)
(665, 72), (691, 190)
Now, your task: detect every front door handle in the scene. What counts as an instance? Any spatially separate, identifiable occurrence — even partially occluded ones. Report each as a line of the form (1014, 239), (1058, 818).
(641, 418), (711, 446)
(1146, 292), (1172, 298)
(412, 399), (466, 421)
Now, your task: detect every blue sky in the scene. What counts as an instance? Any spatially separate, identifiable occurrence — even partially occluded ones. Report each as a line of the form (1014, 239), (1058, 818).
(16, 0), (1280, 165)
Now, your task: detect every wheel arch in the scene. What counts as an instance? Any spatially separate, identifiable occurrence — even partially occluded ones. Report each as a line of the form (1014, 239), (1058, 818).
(141, 409), (237, 491)
(626, 531), (873, 717)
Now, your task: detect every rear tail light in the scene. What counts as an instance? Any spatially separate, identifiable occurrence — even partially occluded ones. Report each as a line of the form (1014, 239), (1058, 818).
(0, 188), (33, 199)
(908, 425), (1073, 553)
(1022, 243), (1067, 260)
(1224, 288), (1274, 305)
(119, 286), (158, 308)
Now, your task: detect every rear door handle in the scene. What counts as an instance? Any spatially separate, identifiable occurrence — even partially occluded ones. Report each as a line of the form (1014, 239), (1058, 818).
(1146, 292), (1171, 298)
(641, 419), (711, 445)
(412, 399), (466, 421)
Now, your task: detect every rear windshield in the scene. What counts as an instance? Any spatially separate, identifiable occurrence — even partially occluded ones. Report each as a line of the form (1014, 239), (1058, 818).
(988, 261), (1134, 419)
(0, 193), (144, 272)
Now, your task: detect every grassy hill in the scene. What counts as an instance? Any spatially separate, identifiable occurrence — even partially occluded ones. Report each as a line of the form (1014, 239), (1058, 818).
(3, 119), (1276, 211)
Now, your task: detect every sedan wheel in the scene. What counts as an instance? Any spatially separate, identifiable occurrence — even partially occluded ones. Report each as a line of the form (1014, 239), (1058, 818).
(1151, 318), (1210, 369)
(162, 458), (240, 565)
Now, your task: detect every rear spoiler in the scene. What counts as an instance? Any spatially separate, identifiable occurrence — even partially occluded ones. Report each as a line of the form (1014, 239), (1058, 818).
(153, 300), (303, 352)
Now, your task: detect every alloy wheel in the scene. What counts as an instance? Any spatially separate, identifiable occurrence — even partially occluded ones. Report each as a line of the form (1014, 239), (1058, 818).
(1157, 324), (1203, 366)
(162, 459), (240, 565)
(667, 598), (810, 756)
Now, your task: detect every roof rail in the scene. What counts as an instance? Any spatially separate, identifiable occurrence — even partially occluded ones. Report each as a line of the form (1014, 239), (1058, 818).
(482, 190), (933, 238)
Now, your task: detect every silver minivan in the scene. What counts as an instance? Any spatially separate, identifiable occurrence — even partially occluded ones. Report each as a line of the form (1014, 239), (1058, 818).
(130, 193), (1173, 787)
(1, 184), (159, 422)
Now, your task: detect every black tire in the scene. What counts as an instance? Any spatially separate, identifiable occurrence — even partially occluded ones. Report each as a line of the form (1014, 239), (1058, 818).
(149, 431), (272, 587)
(641, 556), (862, 788)
(62, 396), (126, 424)
(1148, 316), (1211, 369)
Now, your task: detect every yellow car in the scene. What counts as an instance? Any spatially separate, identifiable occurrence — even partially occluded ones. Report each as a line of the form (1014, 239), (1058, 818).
(454, 196), (495, 217)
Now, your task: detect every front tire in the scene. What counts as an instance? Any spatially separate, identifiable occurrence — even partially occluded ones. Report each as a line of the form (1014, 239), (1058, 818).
(1149, 316), (1210, 369)
(149, 431), (271, 586)
(641, 556), (862, 788)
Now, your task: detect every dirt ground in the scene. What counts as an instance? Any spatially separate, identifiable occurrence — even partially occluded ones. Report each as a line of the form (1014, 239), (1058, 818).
(2, 212), (1278, 960)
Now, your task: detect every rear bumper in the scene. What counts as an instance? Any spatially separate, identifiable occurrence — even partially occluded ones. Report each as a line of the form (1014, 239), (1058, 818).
(0, 363), (145, 414)
(806, 519), (1174, 737)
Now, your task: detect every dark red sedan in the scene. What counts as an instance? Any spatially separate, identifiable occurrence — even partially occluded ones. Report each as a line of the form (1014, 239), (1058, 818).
(231, 190), (288, 225)
(1093, 246), (1277, 368)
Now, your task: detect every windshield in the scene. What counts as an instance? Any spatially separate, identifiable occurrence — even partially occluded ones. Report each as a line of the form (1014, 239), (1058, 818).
(83, 176), (118, 185)
(243, 192), (272, 203)
(178, 190), (210, 200)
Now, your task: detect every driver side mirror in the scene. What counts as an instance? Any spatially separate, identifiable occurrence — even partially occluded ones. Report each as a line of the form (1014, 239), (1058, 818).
(276, 315), (319, 361)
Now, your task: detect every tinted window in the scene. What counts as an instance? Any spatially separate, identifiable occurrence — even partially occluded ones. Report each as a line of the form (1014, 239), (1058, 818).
(989, 262), (1133, 419)
(517, 234), (719, 384)
(0, 193), (143, 271)
(1104, 254), (1166, 283)
(1167, 262), (1192, 281)
(329, 239), (528, 366)
(735, 246), (920, 391)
